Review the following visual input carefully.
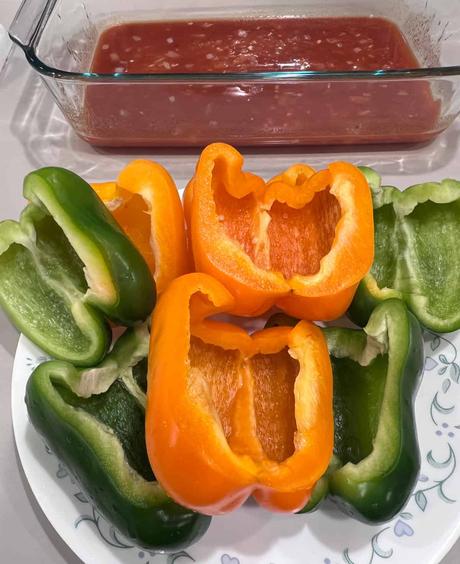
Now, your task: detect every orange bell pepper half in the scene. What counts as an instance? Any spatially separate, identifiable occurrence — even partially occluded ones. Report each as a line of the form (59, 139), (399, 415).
(187, 143), (374, 318)
(92, 160), (190, 294)
(146, 272), (333, 516)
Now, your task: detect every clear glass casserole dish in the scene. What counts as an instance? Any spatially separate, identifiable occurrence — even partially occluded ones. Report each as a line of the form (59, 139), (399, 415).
(9, 0), (460, 147)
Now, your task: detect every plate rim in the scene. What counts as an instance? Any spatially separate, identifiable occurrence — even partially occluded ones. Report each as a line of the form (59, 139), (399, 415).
(11, 332), (460, 564)
(11, 334), (113, 564)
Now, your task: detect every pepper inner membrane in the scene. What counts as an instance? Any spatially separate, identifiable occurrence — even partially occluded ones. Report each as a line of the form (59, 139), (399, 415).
(111, 189), (156, 275)
(188, 336), (299, 463)
(373, 200), (460, 320)
(214, 181), (341, 278)
(332, 353), (388, 465)
(55, 365), (155, 482)
(371, 205), (398, 290)
(0, 215), (96, 351)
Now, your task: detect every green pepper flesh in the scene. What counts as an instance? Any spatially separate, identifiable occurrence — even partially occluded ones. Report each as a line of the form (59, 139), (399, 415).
(0, 167), (156, 365)
(327, 299), (424, 523)
(350, 169), (460, 332)
(25, 325), (211, 549)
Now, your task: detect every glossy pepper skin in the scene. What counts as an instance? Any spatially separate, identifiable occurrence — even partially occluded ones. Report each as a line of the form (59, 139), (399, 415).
(349, 167), (460, 332)
(146, 273), (334, 515)
(25, 325), (211, 550)
(92, 160), (190, 294)
(297, 456), (342, 514)
(0, 167), (155, 365)
(327, 299), (423, 522)
(267, 299), (424, 523)
(185, 143), (374, 319)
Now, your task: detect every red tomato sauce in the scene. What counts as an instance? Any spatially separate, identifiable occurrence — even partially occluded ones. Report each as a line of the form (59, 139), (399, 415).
(83, 17), (440, 146)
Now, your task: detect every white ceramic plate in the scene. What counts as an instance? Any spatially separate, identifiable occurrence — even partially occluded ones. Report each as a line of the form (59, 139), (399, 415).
(11, 328), (460, 564)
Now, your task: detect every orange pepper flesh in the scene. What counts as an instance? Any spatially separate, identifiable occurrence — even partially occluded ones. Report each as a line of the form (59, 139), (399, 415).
(216, 182), (341, 279)
(146, 273), (333, 516)
(188, 143), (374, 318)
(92, 160), (190, 293)
(93, 181), (156, 274)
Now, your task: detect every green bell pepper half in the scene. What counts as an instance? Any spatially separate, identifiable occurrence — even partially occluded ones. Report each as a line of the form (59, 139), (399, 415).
(349, 167), (460, 332)
(25, 324), (211, 550)
(0, 167), (156, 365)
(326, 298), (423, 523)
(297, 456), (342, 514)
(266, 298), (424, 523)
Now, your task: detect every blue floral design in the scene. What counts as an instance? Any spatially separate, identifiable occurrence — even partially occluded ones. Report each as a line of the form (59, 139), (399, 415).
(413, 444), (456, 507)
(339, 329), (459, 564)
(342, 528), (393, 564)
(45, 445), (197, 562)
(393, 520), (414, 538)
(37, 326), (460, 564)
(168, 552), (196, 563)
(220, 555), (240, 564)
(75, 506), (134, 550)
(25, 354), (50, 373)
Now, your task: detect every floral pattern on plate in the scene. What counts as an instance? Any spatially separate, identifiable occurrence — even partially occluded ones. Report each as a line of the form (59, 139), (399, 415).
(13, 328), (460, 564)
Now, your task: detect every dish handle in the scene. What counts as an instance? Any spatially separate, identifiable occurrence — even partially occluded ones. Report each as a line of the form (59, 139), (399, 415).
(8, 0), (54, 51)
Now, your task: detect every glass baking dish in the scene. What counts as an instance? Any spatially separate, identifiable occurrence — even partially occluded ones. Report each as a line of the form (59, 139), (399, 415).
(9, 0), (460, 147)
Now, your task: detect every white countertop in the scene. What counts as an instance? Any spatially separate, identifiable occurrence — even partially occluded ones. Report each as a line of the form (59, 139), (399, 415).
(1, 0), (460, 562)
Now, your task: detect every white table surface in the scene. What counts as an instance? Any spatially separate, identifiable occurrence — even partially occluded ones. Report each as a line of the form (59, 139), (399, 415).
(1, 0), (460, 562)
